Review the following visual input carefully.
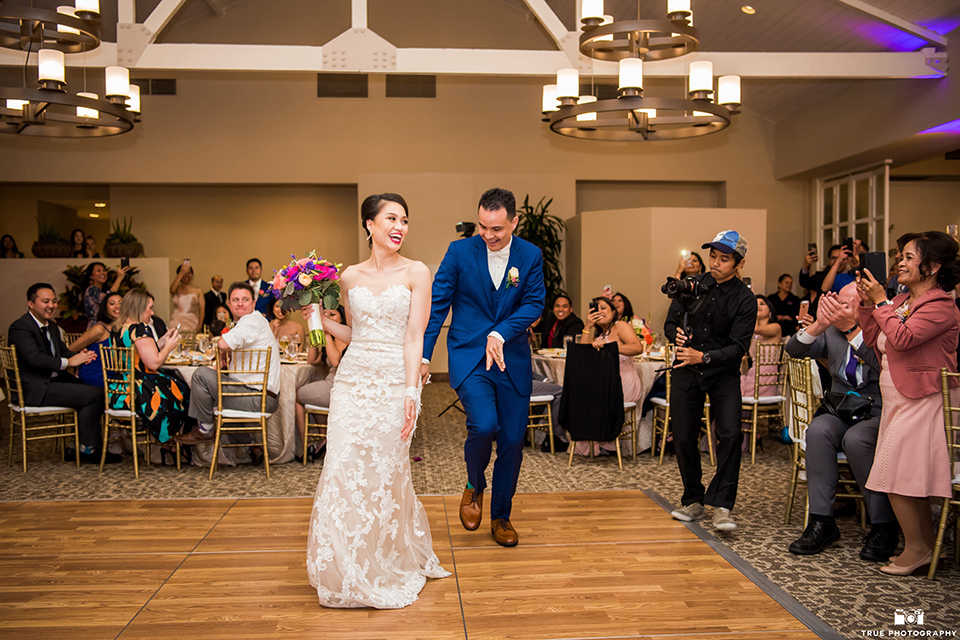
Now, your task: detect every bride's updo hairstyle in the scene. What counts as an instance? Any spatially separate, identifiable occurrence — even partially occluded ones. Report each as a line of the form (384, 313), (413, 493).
(361, 193), (409, 248)
(898, 231), (960, 291)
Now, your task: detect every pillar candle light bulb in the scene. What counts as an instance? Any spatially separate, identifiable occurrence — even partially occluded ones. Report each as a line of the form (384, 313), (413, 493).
(56, 6), (79, 34)
(38, 49), (65, 83)
(77, 92), (99, 119)
(718, 75), (741, 105)
(557, 68), (579, 99)
(688, 60), (713, 93)
(576, 95), (597, 121)
(619, 58), (643, 90)
(105, 66), (130, 98)
(126, 83), (141, 113)
(581, 0), (604, 21)
(541, 84), (559, 113)
(74, 0), (99, 14)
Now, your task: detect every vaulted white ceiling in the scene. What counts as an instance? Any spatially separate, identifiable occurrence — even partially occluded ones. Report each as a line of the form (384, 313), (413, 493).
(1, 0), (957, 122)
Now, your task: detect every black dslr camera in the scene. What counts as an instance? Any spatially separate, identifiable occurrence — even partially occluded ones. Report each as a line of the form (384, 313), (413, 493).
(661, 276), (703, 298)
(456, 222), (476, 238)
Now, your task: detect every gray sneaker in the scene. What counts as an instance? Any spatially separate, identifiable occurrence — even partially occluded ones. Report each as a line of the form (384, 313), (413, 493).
(713, 507), (737, 531)
(670, 503), (704, 522)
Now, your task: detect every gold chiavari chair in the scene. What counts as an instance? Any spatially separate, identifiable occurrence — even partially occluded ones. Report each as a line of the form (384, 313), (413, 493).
(741, 342), (787, 464)
(1, 345), (79, 471)
(784, 356), (865, 527)
(649, 343), (715, 466)
(568, 402), (637, 471)
(209, 347), (273, 479)
(100, 344), (181, 478)
(63, 332), (84, 347)
(303, 404), (329, 465)
(929, 369), (960, 580)
(527, 395), (555, 453)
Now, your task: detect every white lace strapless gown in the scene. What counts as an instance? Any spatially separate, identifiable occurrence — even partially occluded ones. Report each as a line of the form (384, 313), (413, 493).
(306, 285), (450, 609)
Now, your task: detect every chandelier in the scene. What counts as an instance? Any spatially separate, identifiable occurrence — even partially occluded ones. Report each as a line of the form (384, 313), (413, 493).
(541, 0), (741, 141)
(0, 0), (140, 137)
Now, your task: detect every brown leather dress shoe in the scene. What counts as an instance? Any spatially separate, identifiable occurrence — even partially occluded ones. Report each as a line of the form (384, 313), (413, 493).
(491, 518), (519, 547)
(459, 486), (483, 531)
(175, 428), (215, 445)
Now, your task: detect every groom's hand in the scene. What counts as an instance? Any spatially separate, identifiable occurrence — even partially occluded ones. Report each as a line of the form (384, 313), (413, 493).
(485, 335), (506, 372)
(419, 363), (431, 386)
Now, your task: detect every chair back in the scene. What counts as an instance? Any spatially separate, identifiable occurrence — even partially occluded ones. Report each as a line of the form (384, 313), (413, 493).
(750, 341), (786, 400)
(0, 345), (26, 408)
(786, 356), (819, 444)
(559, 342), (624, 442)
(0, 334), (5, 347)
(215, 347), (271, 413)
(940, 369), (960, 485)
(179, 330), (197, 351)
(63, 332), (84, 347)
(100, 344), (137, 413)
(661, 342), (675, 396)
(529, 331), (541, 351)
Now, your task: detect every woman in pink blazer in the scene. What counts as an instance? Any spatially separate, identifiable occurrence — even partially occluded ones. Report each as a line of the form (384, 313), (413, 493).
(858, 231), (960, 576)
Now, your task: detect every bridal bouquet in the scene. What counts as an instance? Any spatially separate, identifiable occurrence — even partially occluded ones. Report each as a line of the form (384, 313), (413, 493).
(270, 251), (341, 347)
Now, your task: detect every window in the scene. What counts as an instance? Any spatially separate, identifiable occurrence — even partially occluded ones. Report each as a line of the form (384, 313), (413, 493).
(815, 163), (889, 254)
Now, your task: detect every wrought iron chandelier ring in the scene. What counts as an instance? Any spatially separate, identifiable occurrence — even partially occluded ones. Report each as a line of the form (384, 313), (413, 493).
(0, 5), (100, 53)
(579, 19), (698, 62)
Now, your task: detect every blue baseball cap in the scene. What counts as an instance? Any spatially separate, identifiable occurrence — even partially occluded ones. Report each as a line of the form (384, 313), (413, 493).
(702, 230), (748, 258)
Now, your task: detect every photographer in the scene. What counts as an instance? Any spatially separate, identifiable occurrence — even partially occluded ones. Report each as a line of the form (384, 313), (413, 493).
(664, 231), (757, 531)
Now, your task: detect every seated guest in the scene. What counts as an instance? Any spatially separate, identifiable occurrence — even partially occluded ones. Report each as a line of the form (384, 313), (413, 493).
(611, 292), (638, 321)
(177, 282), (280, 445)
(1, 234), (24, 258)
(8, 283), (116, 464)
(295, 307), (347, 461)
(82, 235), (100, 258)
(203, 275), (227, 328)
(576, 296), (644, 456)
(69, 291), (122, 389)
(672, 251), (706, 279)
(768, 273), (801, 336)
(537, 295), (584, 348)
(170, 260), (204, 332)
(245, 258), (275, 316)
(82, 261), (129, 328)
(211, 305), (232, 329)
(110, 289), (191, 444)
(742, 296), (782, 394)
(269, 299), (306, 347)
(209, 319), (227, 337)
(785, 283), (896, 559)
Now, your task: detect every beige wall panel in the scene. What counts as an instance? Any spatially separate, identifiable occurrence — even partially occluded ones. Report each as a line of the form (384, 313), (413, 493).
(574, 207), (767, 335)
(890, 181), (960, 242)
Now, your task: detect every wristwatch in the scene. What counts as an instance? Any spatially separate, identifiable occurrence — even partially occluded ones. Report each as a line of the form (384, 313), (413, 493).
(701, 352), (712, 365)
(876, 300), (893, 308)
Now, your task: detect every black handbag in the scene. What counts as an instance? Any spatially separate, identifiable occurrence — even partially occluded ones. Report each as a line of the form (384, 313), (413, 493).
(819, 390), (874, 425)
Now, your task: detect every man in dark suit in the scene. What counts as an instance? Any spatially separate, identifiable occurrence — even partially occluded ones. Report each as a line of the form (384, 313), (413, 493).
(785, 282), (896, 560)
(203, 275), (226, 328)
(8, 283), (118, 464)
(535, 294), (584, 349)
(246, 258), (274, 317)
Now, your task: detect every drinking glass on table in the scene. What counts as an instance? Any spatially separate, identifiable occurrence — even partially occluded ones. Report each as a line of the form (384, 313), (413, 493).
(278, 335), (290, 354)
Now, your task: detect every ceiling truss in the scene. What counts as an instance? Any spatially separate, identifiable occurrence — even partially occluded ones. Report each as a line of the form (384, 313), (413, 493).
(0, 0), (948, 79)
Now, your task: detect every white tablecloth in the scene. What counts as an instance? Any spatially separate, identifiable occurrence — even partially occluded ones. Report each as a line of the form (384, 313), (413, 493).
(531, 353), (665, 454)
(166, 361), (322, 467)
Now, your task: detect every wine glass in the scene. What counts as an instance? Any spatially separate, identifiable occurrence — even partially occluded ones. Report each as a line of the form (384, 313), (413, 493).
(278, 335), (290, 355)
(286, 341), (298, 360)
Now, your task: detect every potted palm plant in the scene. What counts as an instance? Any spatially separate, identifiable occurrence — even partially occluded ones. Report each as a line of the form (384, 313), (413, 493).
(515, 195), (566, 312)
(103, 217), (144, 258)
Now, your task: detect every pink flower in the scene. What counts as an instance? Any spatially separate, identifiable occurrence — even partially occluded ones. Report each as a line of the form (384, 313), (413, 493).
(297, 272), (313, 287)
(296, 258), (312, 267)
(270, 272), (286, 291)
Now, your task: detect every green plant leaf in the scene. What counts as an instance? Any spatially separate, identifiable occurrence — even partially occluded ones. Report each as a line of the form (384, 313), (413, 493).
(298, 290), (313, 306)
(323, 293), (338, 309)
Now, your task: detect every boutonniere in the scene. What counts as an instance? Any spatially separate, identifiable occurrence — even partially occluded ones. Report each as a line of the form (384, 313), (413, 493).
(222, 321), (235, 336)
(507, 267), (520, 288)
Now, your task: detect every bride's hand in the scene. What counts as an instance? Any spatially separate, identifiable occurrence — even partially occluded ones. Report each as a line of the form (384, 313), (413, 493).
(401, 397), (417, 440)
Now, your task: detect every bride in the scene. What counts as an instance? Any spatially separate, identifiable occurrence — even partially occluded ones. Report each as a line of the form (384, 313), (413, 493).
(306, 193), (450, 608)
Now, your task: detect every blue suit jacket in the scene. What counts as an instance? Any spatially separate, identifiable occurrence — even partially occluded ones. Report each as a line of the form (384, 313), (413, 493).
(253, 280), (274, 316)
(423, 235), (545, 393)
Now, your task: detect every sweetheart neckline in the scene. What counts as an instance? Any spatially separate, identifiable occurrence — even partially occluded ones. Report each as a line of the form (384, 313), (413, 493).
(348, 284), (411, 297)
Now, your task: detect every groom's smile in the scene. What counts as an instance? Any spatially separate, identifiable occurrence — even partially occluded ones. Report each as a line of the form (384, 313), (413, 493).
(478, 205), (519, 252)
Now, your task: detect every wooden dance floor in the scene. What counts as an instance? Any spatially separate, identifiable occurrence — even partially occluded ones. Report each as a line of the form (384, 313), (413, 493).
(0, 491), (821, 640)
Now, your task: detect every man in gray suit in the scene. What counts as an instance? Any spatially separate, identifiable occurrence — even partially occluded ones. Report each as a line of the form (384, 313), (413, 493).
(785, 282), (897, 560)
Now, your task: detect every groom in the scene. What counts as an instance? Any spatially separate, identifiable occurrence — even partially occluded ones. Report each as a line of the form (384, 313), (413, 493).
(422, 188), (545, 547)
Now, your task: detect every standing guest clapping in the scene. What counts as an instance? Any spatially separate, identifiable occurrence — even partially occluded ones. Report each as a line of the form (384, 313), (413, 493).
(856, 231), (960, 576)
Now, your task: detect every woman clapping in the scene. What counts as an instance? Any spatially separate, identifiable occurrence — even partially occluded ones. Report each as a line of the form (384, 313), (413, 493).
(857, 231), (960, 576)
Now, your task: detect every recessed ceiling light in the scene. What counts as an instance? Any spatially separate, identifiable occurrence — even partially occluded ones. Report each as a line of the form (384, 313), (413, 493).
(94, 202), (107, 207)
(741, 5), (756, 14)
(89, 212), (100, 218)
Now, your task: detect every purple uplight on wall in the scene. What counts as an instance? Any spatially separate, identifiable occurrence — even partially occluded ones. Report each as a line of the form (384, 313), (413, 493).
(918, 119), (960, 135)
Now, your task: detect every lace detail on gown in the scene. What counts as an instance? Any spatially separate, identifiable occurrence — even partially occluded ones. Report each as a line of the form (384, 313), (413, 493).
(306, 284), (450, 609)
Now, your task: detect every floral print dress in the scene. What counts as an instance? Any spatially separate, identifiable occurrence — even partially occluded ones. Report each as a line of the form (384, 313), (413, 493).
(110, 323), (191, 443)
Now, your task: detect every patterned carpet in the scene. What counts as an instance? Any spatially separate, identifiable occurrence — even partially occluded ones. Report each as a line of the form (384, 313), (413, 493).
(1, 383), (958, 639)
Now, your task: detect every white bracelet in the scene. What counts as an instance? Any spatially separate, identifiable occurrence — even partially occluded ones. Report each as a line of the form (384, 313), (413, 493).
(404, 386), (421, 415)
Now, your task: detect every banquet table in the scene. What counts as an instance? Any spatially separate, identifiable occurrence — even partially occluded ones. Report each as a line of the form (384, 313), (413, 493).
(532, 350), (665, 454)
(164, 358), (322, 467)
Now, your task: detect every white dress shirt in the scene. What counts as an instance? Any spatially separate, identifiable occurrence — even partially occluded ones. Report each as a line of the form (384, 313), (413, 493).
(486, 237), (512, 290)
(796, 327), (865, 386)
(221, 311), (281, 394)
